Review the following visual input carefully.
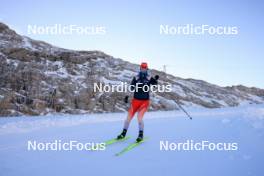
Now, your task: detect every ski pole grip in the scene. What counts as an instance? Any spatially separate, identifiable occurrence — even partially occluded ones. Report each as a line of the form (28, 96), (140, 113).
(124, 96), (129, 103)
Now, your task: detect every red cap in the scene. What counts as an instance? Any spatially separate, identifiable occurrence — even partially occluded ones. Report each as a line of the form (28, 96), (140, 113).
(140, 62), (148, 69)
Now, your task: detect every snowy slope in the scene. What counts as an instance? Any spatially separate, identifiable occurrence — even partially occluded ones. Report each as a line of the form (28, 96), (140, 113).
(0, 104), (264, 176)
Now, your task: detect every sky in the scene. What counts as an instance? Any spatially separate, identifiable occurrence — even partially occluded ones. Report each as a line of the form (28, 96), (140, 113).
(1, 0), (264, 88)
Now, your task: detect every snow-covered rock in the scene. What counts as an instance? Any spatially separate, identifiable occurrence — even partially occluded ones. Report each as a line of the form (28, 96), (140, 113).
(0, 22), (264, 116)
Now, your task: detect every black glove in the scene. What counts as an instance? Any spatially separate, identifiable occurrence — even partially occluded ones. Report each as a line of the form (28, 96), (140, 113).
(124, 96), (129, 103)
(154, 75), (159, 80)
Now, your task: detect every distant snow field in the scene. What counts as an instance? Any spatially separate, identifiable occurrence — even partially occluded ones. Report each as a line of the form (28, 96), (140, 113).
(0, 104), (264, 176)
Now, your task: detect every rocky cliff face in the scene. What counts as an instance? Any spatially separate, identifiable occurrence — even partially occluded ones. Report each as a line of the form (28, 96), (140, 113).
(0, 22), (263, 116)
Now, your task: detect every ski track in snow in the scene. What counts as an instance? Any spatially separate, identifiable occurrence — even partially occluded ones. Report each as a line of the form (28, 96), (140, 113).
(0, 104), (263, 135)
(0, 104), (264, 176)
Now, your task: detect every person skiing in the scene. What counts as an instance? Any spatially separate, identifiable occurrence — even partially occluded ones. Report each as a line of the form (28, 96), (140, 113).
(117, 62), (159, 142)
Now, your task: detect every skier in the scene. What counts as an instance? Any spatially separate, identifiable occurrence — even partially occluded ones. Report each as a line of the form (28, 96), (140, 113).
(117, 62), (159, 142)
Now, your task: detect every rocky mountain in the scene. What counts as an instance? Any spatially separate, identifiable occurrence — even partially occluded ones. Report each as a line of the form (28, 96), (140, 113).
(0, 22), (264, 116)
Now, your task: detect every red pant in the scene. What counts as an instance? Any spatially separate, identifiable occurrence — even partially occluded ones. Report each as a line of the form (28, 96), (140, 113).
(128, 98), (150, 120)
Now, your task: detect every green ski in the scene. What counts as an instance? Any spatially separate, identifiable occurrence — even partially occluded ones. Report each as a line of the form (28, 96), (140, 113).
(115, 137), (149, 156)
(104, 136), (130, 146)
(90, 136), (130, 151)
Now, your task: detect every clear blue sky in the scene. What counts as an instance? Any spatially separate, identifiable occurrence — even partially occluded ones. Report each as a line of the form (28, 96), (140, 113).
(1, 0), (263, 88)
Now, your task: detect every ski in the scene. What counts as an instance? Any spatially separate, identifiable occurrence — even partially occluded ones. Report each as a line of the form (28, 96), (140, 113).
(104, 136), (130, 146)
(115, 137), (149, 156)
(90, 136), (130, 151)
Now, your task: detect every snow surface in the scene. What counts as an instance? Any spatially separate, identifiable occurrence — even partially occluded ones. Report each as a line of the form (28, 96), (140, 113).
(0, 105), (264, 176)
(22, 37), (35, 51)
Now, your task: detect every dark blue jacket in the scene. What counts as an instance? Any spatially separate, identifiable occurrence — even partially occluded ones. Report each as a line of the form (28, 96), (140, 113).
(131, 73), (158, 100)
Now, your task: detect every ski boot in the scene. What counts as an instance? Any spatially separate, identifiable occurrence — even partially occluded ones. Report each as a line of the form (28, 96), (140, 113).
(136, 130), (144, 142)
(117, 129), (127, 140)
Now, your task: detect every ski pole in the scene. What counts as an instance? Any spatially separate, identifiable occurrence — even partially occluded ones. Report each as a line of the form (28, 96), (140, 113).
(175, 100), (193, 120)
